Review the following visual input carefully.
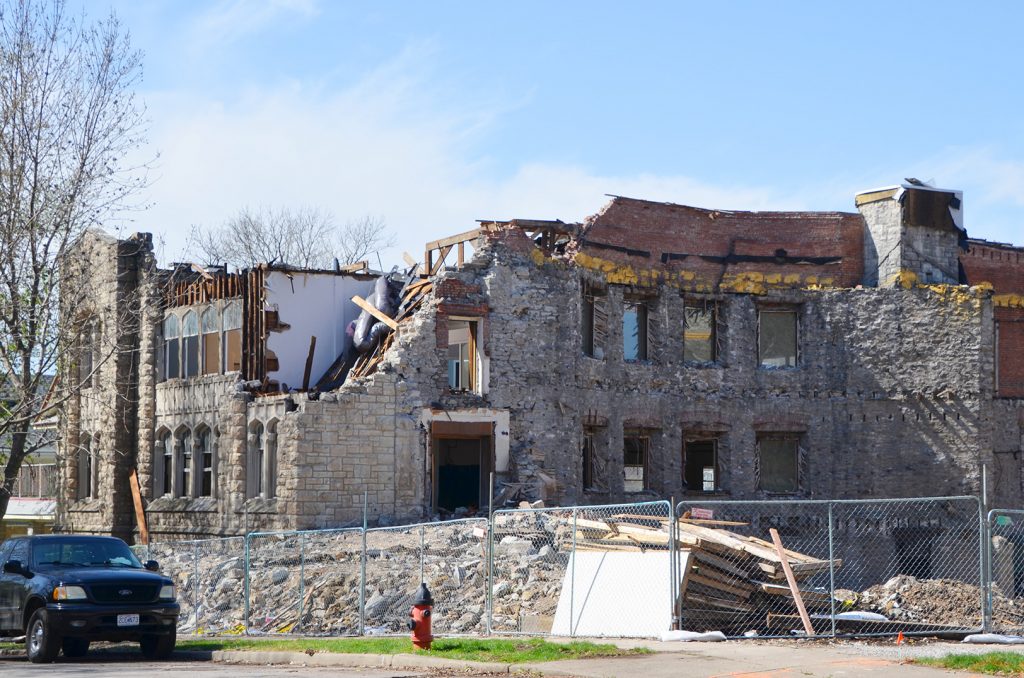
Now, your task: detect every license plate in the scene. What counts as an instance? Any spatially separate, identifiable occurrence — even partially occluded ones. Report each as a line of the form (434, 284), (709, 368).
(117, 614), (140, 627)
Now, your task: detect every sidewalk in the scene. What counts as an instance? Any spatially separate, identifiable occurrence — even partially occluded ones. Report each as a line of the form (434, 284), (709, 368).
(207, 638), (1023, 677)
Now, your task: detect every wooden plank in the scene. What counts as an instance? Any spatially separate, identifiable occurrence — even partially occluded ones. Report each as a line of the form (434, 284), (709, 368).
(684, 591), (754, 613)
(757, 582), (834, 607)
(424, 227), (483, 251)
(129, 470), (149, 546)
(339, 260), (368, 273)
(765, 613), (971, 639)
(692, 563), (756, 592)
(351, 295), (398, 330)
(693, 550), (757, 580)
(689, 573), (753, 600)
(770, 528), (814, 637)
(402, 252), (420, 269)
(301, 335), (316, 391)
(430, 245), (453, 275)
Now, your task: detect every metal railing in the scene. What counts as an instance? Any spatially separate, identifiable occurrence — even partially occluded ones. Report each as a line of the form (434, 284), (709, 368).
(127, 495), (1024, 640)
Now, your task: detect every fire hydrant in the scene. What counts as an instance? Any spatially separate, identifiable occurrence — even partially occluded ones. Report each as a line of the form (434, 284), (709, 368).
(407, 582), (434, 650)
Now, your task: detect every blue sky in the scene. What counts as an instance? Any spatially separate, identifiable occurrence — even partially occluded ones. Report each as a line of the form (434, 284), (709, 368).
(103, 0), (1023, 265)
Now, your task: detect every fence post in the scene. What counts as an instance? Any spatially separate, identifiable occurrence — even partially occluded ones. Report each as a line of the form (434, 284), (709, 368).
(193, 542), (200, 634)
(669, 498), (677, 631)
(359, 491), (367, 636)
(570, 506), (577, 638)
(982, 507), (992, 633)
(419, 526), (425, 584)
(828, 502), (836, 639)
(243, 534), (250, 636)
(486, 473), (495, 636)
(298, 532), (305, 634)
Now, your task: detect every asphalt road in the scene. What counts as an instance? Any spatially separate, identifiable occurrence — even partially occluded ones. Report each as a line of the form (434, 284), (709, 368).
(0, 654), (429, 678)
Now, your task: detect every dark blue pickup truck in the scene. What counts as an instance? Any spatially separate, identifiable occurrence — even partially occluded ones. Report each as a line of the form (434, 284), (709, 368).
(0, 534), (179, 663)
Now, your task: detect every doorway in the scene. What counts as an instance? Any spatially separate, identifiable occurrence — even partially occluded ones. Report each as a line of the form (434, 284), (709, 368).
(431, 421), (493, 512)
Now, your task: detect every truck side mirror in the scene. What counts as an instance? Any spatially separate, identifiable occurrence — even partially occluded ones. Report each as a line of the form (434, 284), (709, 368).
(3, 559), (25, 575)
(143, 560), (159, 572)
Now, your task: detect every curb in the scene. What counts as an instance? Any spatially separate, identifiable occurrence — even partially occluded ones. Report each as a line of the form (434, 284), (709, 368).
(211, 649), (520, 673)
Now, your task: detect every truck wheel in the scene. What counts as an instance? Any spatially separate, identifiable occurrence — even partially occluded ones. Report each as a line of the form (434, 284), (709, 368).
(62, 636), (90, 658)
(26, 609), (61, 664)
(140, 629), (175, 660)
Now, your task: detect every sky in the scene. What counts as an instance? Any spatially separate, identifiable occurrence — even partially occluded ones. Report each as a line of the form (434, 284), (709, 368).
(97, 0), (1024, 267)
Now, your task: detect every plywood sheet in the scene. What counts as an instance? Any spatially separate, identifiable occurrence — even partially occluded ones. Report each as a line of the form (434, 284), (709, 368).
(550, 550), (685, 637)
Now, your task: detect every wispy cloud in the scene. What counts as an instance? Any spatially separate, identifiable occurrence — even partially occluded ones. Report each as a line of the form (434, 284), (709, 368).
(187, 0), (319, 50)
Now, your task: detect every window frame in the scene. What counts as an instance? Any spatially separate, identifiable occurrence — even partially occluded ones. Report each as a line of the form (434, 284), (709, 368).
(757, 307), (799, 369)
(582, 284), (608, 359)
(683, 301), (718, 365)
(623, 429), (651, 493)
(756, 434), (802, 494)
(622, 299), (649, 362)
(683, 436), (719, 493)
(446, 317), (480, 393)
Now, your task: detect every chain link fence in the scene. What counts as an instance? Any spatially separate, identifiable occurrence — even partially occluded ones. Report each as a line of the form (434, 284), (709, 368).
(676, 497), (983, 638)
(119, 496), (1024, 640)
(986, 509), (1024, 635)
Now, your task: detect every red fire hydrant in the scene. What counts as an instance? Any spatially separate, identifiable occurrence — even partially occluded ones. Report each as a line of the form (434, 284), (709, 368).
(408, 583), (434, 650)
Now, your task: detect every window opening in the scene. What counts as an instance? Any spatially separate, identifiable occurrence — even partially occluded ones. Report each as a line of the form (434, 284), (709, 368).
(582, 285), (608, 359)
(759, 309), (798, 368)
(623, 431), (649, 492)
(157, 430), (173, 496)
(447, 320), (477, 392)
(757, 435), (800, 493)
(683, 438), (717, 492)
(265, 421), (277, 499)
(623, 300), (648, 361)
(196, 427), (213, 497)
(78, 321), (94, 387)
(163, 314), (180, 380)
(223, 302), (242, 373)
(176, 430), (191, 498)
(684, 303), (717, 363)
(182, 311), (199, 378)
(582, 428), (595, 489)
(247, 422), (264, 499)
(201, 307), (220, 375)
(77, 434), (92, 500)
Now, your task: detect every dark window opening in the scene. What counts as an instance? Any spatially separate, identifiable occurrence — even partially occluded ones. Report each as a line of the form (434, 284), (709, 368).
(433, 428), (492, 512)
(684, 439), (717, 493)
(582, 428), (595, 489)
(582, 285), (608, 359)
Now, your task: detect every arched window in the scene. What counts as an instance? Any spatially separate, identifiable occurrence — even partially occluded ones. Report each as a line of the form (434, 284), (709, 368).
(77, 434), (92, 500)
(195, 425), (214, 497)
(265, 420), (278, 499)
(164, 314), (180, 380)
(201, 307), (220, 375)
(182, 311), (200, 379)
(223, 302), (242, 373)
(175, 428), (191, 498)
(155, 429), (173, 496)
(78, 319), (96, 387)
(247, 421), (264, 499)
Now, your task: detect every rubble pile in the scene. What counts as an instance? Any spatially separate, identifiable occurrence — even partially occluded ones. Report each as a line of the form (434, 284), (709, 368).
(844, 575), (1024, 629)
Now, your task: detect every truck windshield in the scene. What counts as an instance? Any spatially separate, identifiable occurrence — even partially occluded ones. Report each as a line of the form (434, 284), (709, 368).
(31, 538), (143, 569)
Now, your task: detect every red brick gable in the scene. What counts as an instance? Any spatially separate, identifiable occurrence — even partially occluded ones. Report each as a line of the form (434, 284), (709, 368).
(580, 197), (866, 288)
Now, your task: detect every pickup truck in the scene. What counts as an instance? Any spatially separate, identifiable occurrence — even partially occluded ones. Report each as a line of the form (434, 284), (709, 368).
(0, 534), (179, 663)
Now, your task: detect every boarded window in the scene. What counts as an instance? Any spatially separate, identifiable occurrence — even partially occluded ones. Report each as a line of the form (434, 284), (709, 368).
(996, 319), (1024, 398)
(163, 314), (180, 380)
(623, 300), (649, 361)
(684, 438), (717, 492)
(202, 307), (220, 375)
(582, 286), (608, 359)
(582, 428), (595, 489)
(759, 309), (798, 368)
(757, 436), (800, 493)
(447, 320), (477, 392)
(684, 303), (716, 363)
(623, 431), (649, 492)
(223, 302), (242, 373)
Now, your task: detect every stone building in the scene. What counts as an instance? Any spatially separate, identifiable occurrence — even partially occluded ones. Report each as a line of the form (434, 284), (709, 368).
(55, 182), (1024, 542)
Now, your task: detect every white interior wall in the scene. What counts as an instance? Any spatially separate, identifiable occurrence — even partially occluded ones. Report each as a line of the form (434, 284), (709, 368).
(264, 270), (377, 389)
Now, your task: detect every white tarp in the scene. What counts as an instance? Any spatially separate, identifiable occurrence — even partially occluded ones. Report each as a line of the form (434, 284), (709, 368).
(551, 550), (684, 637)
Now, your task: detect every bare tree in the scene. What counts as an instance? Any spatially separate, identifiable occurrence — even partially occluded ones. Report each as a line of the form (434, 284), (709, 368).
(0, 0), (146, 522)
(337, 215), (395, 265)
(190, 205), (336, 269)
(191, 207), (395, 269)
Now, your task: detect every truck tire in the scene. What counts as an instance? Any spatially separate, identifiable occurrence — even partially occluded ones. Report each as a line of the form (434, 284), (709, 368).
(26, 609), (61, 664)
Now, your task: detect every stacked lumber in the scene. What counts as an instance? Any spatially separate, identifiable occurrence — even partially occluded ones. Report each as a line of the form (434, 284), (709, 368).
(573, 513), (840, 634)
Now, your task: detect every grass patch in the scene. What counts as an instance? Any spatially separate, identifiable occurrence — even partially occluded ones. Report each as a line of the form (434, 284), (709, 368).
(917, 652), (1024, 675)
(178, 637), (645, 664)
